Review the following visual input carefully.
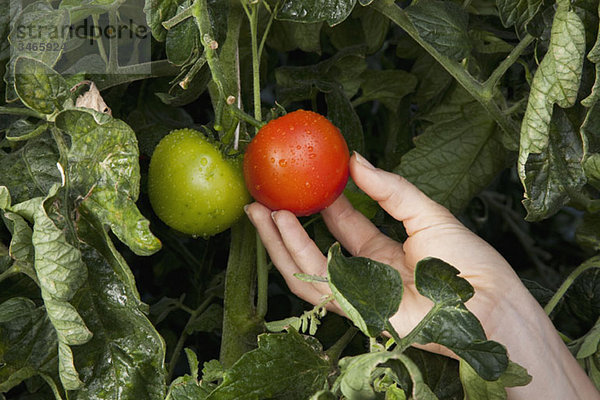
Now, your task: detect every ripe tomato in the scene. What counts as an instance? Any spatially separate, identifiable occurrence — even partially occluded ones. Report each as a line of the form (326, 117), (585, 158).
(148, 128), (250, 237)
(243, 110), (350, 216)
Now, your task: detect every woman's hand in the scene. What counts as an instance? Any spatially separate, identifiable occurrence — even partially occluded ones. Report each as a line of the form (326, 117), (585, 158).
(245, 152), (599, 399)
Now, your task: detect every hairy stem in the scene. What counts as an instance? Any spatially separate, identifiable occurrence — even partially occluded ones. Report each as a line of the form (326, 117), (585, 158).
(325, 326), (359, 364)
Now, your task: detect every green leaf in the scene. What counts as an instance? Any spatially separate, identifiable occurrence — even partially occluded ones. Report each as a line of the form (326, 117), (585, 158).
(144, 0), (179, 41)
(394, 354), (438, 399)
(275, 47), (367, 105)
(6, 119), (48, 142)
(309, 390), (338, 400)
(268, 21), (323, 54)
(356, 70), (417, 111)
(336, 351), (399, 399)
(412, 258), (508, 381)
(207, 329), (331, 400)
(0, 297), (58, 393)
(0, 186), (10, 210)
(396, 87), (508, 214)
(576, 212), (600, 251)
(166, 2), (201, 66)
(166, 375), (212, 400)
(582, 16), (600, 108)
(202, 359), (225, 383)
(518, 3), (586, 202)
(327, 243), (402, 337)
(11, 187), (92, 390)
(410, 53), (453, 111)
(406, 0), (471, 61)
(55, 109), (161, 256)
(521, 107), (585, 220)
(403, 347), (463, 400)
(496, 0), (544, 33)
(14, 57), (71, 116)
(459, 360), (532, 399)
(68, 212), (167, 399)
(277, 0), (357, 26)
(325, 85), (365, 153)
(0, 133), (61, 204)
(575, 317), (600, 359)
(186, 303), (223, 334)
(5, 2), (69, 102)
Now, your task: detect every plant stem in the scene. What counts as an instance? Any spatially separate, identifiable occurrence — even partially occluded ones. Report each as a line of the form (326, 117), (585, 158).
(544, 256), (600, 316)
(258, 0), (281, 61)
(325, 326), (359, 364)
(228, 104), (265, 129)
(0, 106), (45, 119)
(162, 5), (193, 30)
(370, 0), (520, 138)
(483, 34), (535, 97)
(384, 320), (405, 350)
(247, 3), (262, 124)
(167, 295), (215, 382)
(389, 304), (439, 353)
(220, 217), (263, 367)
(256, 232), (268, 319)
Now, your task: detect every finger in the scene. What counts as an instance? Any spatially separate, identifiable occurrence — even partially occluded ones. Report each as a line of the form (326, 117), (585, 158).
(321, 195), (404, 261)
(245, 203), (324, 305)
(271, 210), (328, 278)
(350, 152), (459, 236)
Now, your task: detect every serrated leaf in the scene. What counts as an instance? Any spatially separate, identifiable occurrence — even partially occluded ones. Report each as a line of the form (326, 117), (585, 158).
(576, 317), (600, 359)
(521, 107), (585, 220)
(518, 4), (586, 200)
(581, 2), (600, 107)
(0, 186), (10, 210)
(406, 0), (471, 61)
(202, 359), (225, 383)
(412, 258), (508, 381)
(396, 87), (507, 213)
(207, 329), (331, 400)
(184, 348), (200, 380)
(357, 70), (417, 111)
(265, 316), (303, 332)
(327, 243), (402, 337)
(277, 0), (356, 26)
(497, 0), (544, 33)
(14, 57), (71, 115)
(459, 360), (532, 399)
(55, 109), (161, 256)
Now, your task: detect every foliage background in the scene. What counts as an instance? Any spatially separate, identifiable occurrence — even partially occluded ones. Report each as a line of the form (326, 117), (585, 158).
(0, 0), (599, 398)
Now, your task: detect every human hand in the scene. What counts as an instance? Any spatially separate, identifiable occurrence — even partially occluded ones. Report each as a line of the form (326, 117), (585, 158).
(245, 152), (526, 346)
(245, 152), (599, 398)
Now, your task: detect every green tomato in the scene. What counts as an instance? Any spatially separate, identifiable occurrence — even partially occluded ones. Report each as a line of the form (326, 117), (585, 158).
(148, 128), (250, 237)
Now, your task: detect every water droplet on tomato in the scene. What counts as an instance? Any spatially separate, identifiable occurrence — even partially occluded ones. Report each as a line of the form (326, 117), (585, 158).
(255, 184), (261, 191)
(296, 145), (301, 150)
(200, 157), (208, 166)
(309, 153), (316, 159)
(270, 157), (275, 163)
(308, 146), (313, 152)
(279, 159), (287, 167)
(305, 182), (311, 188)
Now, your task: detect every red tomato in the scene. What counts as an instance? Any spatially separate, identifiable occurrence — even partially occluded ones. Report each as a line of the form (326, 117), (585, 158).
(243, 110), (350, 216)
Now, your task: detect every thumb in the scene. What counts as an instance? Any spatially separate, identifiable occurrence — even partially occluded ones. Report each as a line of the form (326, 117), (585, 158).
(350, 152), (458, 236)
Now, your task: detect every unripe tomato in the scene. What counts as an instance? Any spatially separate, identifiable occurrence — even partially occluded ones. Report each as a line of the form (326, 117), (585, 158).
(148, 128), (251, 237)
(243, 110), (350, 216)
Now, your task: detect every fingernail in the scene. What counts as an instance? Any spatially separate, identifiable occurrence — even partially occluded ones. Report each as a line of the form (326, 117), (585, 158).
(271, 211), (278, 222)
(243, 204), (250, 214)
(353, 151), (375, 170)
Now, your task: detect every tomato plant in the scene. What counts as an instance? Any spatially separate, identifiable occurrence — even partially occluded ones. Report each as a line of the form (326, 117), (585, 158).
(148, 128), (250, 237)
(1, 0), (599, 399)
(243, 110), (350, 216)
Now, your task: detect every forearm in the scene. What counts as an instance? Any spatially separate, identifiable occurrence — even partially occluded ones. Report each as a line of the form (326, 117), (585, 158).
(489, 287), (599, 399)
